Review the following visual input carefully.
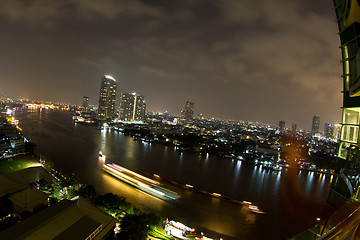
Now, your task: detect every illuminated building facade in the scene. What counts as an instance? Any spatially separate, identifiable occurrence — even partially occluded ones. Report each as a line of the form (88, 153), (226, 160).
(324, 123), (334, 139)
(333, 124), (342, 141)
(181, 100), (194, 122)
(98, 75), (117, 119)
(118, 93), (146, 122)
(82, 96), (89, 109)
(312, 115), (320, 134)
(292, 123), (297, 133)
(333, 0), (360, 164)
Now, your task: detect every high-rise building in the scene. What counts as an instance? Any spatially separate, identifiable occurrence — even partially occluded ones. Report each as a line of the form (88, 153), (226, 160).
(181, 101), (194, 122)
(324, 123), (334, 139)
(334, 0), (360, 161)
(333, 124), (342, 141)
(82, 96), (89, 109)
(311, 115), (320, 134)
(118, 92), (146, 122)
(279, 121), (285, 132)
(98, 75), (117, 119)
(292, 123), (297, 133)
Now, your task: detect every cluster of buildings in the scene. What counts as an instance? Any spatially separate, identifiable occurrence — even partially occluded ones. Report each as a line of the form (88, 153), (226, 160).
(0, 104), (26, 158)
(122, 108), (340, 171)
(278, 115), (341, 141)
(0, 165), (117, 239)
(97, 75), (146, 122)
(77, 75), (196, 125)
(75, 75), (147, 123)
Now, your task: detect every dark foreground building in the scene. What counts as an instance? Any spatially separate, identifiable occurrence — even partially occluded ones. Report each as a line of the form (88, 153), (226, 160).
(0, 197), (117, 240)
(334, 0), (360, 165)
(294, 1), (360, 239)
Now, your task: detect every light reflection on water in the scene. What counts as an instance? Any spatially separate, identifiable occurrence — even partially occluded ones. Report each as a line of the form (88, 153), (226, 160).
(99, 171), (168, 213)
(233, 160), (242, 189)
(178, 152), (183, 169)
(274, 171), (281, 193)
(305, 171), (315, 196)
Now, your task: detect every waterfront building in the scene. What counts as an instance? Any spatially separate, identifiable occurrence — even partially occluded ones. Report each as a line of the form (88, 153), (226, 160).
(181, 100), (194, 122)
(118, 92), (146, 122)
(324, 122), (334, 139)
(82, 96), (89, 109)
(311, 115), (320, 134)
(98, 75), (117, 119)
(279, 121), (285, 133)
(0, 118), (25, 156)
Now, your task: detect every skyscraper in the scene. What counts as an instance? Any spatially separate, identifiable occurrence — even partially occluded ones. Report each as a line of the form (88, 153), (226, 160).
(324, 123), (334, 139)
(291, 123), (297, 133)
(82, 96), (89, 109)
(98, 75), (117, 119)
(118, 92), (146, 122)
(311, 115), (320, 134)
(181, 100), (194, 122)
(279, 121), (285, 133)
(333, 124), (342, 141)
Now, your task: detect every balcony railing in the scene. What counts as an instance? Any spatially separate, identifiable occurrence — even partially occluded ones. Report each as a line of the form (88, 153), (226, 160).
(317, 206), (360, 240)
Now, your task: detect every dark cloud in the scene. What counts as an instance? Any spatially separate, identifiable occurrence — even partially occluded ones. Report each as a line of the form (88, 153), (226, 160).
(0, 0), (342, 129)
(0, 0), (162, 23)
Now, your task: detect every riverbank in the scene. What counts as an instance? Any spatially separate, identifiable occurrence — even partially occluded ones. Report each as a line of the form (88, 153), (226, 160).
(111, 125), (334, 175)
(0, 154), (41, 174)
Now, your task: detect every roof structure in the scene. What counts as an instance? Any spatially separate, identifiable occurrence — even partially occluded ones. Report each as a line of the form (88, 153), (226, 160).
(3, 166), (54, 187)
(103, 75), (116, 81)
(0, 197), (117, 240)
(0, 174), (25, 198)
(9, 188), (48, 210)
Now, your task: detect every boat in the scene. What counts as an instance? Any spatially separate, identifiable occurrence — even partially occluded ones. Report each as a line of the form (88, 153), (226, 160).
(103, 163), (180, 201)
(249, 205), (266, 214)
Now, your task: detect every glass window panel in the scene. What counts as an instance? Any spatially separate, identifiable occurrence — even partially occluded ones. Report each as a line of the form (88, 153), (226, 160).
(344, 109), (360, 125)
(339, 142), (350, 158)
(341, 125), (359, 142)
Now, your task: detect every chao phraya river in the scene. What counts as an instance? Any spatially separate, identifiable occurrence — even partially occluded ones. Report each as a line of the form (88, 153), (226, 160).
(15, 109), (332, 239)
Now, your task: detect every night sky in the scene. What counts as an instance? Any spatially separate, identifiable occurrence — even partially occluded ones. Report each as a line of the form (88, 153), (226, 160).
(1, 0), (342, 130)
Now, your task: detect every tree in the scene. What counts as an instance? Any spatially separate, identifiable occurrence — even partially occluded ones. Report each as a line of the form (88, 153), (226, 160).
(50, 174), (82, 200)
(117, 214), (148, 240)
(117, 213), (163, 239)
(77, 184), (96, 200)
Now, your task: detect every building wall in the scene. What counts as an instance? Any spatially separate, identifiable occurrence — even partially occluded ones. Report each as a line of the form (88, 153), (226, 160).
(118, 93), (145, 121)
(333, 0), (360, 160)
(98, 75), (117, 119)
(181, 101), (194, 122)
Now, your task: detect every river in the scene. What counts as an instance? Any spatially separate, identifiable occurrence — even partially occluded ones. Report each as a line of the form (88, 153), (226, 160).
(15, 108), (332, 239)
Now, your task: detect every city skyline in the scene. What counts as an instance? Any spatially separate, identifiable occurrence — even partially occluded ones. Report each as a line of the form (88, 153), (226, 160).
(1, 0), (341, 129)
